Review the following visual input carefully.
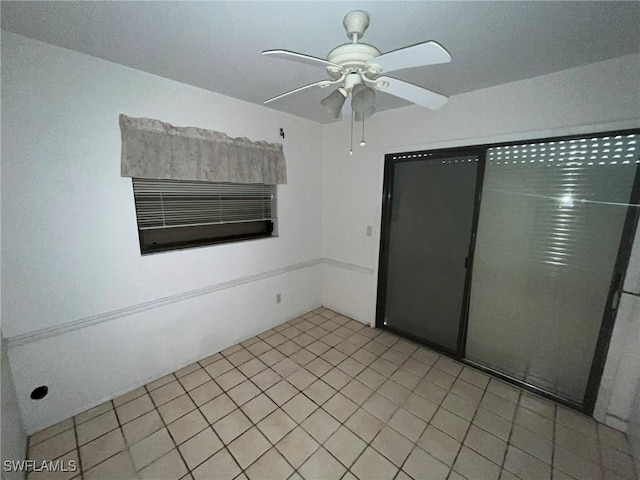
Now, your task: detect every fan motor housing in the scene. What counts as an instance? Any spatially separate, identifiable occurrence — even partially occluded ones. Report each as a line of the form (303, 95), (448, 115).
(326, 43), (381, 79)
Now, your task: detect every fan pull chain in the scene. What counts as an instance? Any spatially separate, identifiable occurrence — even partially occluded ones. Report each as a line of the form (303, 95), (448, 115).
(349, 109), (354, 156)
(360, 116), (366, 147)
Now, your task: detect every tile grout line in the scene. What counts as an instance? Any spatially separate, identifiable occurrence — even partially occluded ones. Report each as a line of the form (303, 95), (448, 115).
(292, 319), (397, 480)
(164, 317), (452, 479)
(350, 350), (484, 476)
(253, 312), (381, 479)
(31, 309), (323, 476)
(434, 373), (524, 479)
(317, 331), (399, 479)
(143, 381), (198, 479)
(391, 360), (449, 480)
(173, 315), (345, 478)
(241, 318), (338, 479)
(313, 322), (395, 480)
(26, 421), (78, 477)
(213, 342), (308, 479)
(325, 322), (420, 479)
(247, 311), (371, 476)
(32, 307), (624, 480)
(437, 363), (474, 480)
(59, 403), (126, 477)
(500, 388), (520, 477)
(398, 359), (459, 479)
(31, 323), (464, 479)
(145, 367), (222, 476)
(174, 352), (251, 478)
(109, 398), (141, 480)
(234, 311), (398, 479)
(114, 321), (303, 476)
(322, 330), (451, 479)
(71, 413), (84, 480)
(551, 405), (558, 480)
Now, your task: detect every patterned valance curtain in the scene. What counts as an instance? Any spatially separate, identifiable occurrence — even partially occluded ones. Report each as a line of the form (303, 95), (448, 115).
(120, 114), (287, 184)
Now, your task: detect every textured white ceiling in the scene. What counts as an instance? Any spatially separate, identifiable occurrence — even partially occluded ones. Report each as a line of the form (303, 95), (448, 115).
(2, 1), (639, 124)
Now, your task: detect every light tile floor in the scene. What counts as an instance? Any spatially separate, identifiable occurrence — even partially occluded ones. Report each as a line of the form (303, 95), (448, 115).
(27, 307), (638, 480)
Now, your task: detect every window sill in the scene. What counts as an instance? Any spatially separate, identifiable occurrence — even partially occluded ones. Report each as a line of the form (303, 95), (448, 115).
(139, 234), (279, 256)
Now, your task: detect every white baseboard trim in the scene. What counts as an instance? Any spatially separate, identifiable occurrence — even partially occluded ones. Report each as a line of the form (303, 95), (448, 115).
(6, 257), (373, 348)
(321, 303), (374, 328)
(604, 414), (629, 433)
(23, 304), (322, 435)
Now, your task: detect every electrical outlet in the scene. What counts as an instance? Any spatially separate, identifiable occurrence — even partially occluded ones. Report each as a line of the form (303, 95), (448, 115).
(276, 293), (281, 304)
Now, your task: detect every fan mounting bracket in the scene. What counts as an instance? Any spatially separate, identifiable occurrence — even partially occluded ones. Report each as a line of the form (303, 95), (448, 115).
(343, 10), (370, 40)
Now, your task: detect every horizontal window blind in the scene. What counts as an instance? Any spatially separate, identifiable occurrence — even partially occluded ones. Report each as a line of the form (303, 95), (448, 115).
(133, 178), (275, 230)
(466, 132), (639, 404)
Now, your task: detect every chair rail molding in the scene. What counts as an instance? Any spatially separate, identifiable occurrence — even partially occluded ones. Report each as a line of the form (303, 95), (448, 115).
(5, 257), (373, 347)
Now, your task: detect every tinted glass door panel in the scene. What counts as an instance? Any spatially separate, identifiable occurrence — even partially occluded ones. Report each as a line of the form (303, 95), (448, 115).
(466, 135), (639, 404)
(381, 154), (479, 352)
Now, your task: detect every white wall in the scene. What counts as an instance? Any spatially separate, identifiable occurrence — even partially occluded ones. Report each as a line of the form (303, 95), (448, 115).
(2, 28), (639, 447)
(322, 54), (640, 431)
(1, 340), (27, 480)
(322, 53), (640, 323)
(1, 31), (324, 434)
(628, 379), (640, 475)
(596, 220), (640, 433)
(603, 292), (640, 469)
(0, 38), (27, 476)
(622, 223), (640, 472)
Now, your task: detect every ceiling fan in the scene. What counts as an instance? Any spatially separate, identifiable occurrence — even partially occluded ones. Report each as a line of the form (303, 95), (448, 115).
(262, 10), (452, 121)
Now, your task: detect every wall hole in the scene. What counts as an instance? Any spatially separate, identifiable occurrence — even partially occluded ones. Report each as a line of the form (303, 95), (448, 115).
(30, 386), (48, 400)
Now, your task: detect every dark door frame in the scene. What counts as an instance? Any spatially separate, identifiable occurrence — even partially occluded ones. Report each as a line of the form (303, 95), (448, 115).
(375, 147), (485, 358)
(375, 128), (640, 415)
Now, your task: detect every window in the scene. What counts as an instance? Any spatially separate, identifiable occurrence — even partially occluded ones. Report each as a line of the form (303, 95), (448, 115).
(132, 178), (276, 254)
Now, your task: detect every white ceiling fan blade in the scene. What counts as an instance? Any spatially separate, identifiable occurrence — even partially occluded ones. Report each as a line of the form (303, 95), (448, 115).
(374, 76), (448, 110)
(367, 41), (451, 74)
(263, 49), (344, 71)
(264, 80), (333, 104)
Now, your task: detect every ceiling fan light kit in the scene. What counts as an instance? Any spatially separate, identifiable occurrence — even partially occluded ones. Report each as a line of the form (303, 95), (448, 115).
(320, 88), (347, 118)
(263, 10), (451, 152)
(351, 83), (375, 113)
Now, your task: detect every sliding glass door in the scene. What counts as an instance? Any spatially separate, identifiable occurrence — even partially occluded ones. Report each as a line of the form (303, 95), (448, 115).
(465, 135), (639, 405)
(377, 131), (639, 411)
(377, 151), (481, 354)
